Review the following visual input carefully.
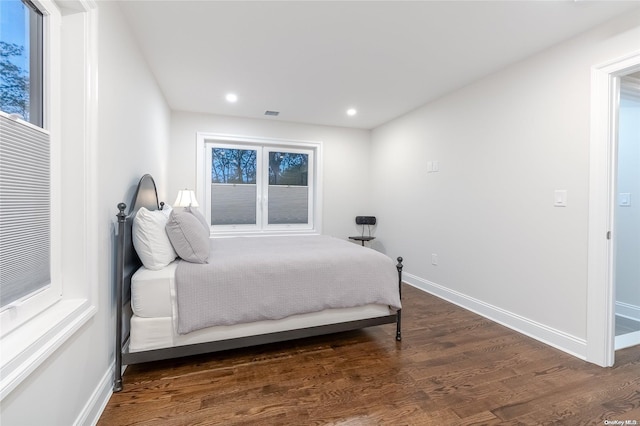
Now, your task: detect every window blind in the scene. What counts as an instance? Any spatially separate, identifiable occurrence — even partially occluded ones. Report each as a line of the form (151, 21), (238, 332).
(211, 184), (257, 225)
(268, 185), (308, 224)
(0, 114), (50, 308)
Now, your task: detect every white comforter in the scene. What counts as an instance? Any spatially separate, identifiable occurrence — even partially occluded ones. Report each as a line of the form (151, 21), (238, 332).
(174, 236), (401, 334)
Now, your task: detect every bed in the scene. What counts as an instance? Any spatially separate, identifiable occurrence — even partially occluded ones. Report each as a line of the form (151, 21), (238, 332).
(114, 174), (403, 391)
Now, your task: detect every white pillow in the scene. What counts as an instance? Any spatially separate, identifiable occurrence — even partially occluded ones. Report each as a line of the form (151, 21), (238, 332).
(132, 206), (177, 270)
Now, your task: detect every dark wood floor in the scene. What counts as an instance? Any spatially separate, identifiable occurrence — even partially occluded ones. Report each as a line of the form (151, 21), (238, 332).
(99, 285), (640, 425)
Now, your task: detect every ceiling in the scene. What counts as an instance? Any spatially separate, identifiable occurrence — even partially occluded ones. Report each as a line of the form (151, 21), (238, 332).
(119, 1), (640, 130)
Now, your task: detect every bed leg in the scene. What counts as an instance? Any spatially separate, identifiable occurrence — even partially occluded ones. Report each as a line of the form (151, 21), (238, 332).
(396, 256), (403, 341)
(114, 203), (126, 392)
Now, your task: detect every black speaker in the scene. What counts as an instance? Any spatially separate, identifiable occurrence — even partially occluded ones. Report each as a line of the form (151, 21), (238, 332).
(355, 216), (376, 225)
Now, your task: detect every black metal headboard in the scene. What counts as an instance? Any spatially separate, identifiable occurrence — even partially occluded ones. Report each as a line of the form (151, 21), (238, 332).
(114, 174), (162, 391)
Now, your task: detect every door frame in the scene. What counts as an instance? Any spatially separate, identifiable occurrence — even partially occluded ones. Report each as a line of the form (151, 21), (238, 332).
(587, 50), (640, 367)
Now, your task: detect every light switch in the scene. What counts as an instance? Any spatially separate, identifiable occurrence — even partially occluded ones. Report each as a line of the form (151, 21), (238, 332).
(619, 193), (631, 207)
(554, 190), (567, 207)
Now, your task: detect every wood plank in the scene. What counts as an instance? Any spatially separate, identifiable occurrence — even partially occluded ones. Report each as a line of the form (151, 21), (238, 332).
(99, 285), (640, 425)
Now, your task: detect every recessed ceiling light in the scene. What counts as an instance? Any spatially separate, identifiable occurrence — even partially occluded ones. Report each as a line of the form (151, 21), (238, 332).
(346, 108), (357, 116)
(226, 93), (238, 103)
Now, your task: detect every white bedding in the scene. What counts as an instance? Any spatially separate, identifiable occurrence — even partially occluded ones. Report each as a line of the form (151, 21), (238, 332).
(129, 304), (392, 353)
(131, 261), (177, 318)
(175, 236), (401, 334)
(129, 246), (397, 353)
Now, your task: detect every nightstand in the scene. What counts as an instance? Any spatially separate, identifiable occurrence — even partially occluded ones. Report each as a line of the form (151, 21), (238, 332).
(348, 236), (375, 246)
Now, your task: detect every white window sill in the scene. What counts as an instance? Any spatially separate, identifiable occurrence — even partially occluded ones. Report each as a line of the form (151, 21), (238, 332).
(0, 299), (95, 400)
(211, 229), (321, 238)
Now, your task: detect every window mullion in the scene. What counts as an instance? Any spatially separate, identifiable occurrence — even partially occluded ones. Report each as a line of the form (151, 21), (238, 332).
(256, 146), (265, 229)
(28, 3), (44, 127)
(204, 144), (213, 228)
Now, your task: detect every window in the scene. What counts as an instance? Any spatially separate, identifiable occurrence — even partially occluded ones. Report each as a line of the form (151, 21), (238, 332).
(0, 0), (97, 400)
(197, 134), (322, 235)
(0, 0), (57, 334)
(209, 146), (258, 226)
(266, 150), (310, 225)
(0, 0), (43, 127)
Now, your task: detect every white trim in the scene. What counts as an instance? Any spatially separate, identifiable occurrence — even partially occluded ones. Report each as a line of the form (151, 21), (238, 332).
(0, 0), (99, 401)
(404, 273), (588, 360)
(616, 301), (640, 322)
(80, 0), (99, 306)
(73, 362), (115, 426)
(0, 300), (95, 400)
(615, 330), (640, 351)
(587, 50), (640, 367)
(0, 0), (64, 337)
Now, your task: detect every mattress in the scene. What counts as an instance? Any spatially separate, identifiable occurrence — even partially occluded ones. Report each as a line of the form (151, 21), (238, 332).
(129, 304), (392, 353)
(131, 261), (178, 318)
(129, 258), (394, 353)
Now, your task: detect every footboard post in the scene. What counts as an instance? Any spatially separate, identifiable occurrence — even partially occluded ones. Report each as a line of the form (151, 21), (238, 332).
(396, 256), (403, 341)
(114, 203), (127, 392)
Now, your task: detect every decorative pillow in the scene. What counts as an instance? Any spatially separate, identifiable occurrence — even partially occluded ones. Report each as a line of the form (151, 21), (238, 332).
(165, 209), (209, 264)
(185, 206), (210, 233)
(132, 207), (177, 270)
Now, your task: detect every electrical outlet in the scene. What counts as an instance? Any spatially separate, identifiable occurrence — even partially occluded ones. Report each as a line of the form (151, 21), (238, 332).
(431, 253), (438, 265)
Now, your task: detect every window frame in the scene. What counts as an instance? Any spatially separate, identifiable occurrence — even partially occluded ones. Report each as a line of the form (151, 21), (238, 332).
(0, 0), (98, 400)
(26, 0), (44, 127)
(263, 146), (314, 230)
(205, 141), (263, 233)
(0, 0), (61, 336)
(196, 133), (323, 237)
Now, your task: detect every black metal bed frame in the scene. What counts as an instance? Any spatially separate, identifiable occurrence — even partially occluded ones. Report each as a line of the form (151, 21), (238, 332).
(114, 174), (403, 392)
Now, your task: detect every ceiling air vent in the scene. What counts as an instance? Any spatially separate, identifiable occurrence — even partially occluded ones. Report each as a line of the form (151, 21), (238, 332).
(264, 110), (280, 116)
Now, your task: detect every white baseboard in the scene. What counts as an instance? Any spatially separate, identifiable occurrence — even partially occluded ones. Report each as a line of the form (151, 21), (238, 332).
(615, 301), (640, 322)
(403, 273), (588, 360)
(615, 330), (640, 350)
(74, 363), (114, 426)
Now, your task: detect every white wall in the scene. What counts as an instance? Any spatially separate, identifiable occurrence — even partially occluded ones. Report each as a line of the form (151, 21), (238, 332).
(170, 112), (372, 239)
(370, 10), (640, 356)
(2, 5), (638, 425)
(616, 89), (640, 315)
(0, 2), (171, 425)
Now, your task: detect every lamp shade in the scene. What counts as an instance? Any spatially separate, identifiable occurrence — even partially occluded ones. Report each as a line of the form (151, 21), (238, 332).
(174, 189), (199, 207)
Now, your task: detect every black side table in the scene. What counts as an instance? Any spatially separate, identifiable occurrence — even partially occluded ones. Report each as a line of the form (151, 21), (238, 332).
(348, 236), (375, 246)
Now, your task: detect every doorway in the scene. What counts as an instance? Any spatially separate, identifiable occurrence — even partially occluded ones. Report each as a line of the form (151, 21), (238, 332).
(614, 74), (640, 351)
(587, 51), (640, 368)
